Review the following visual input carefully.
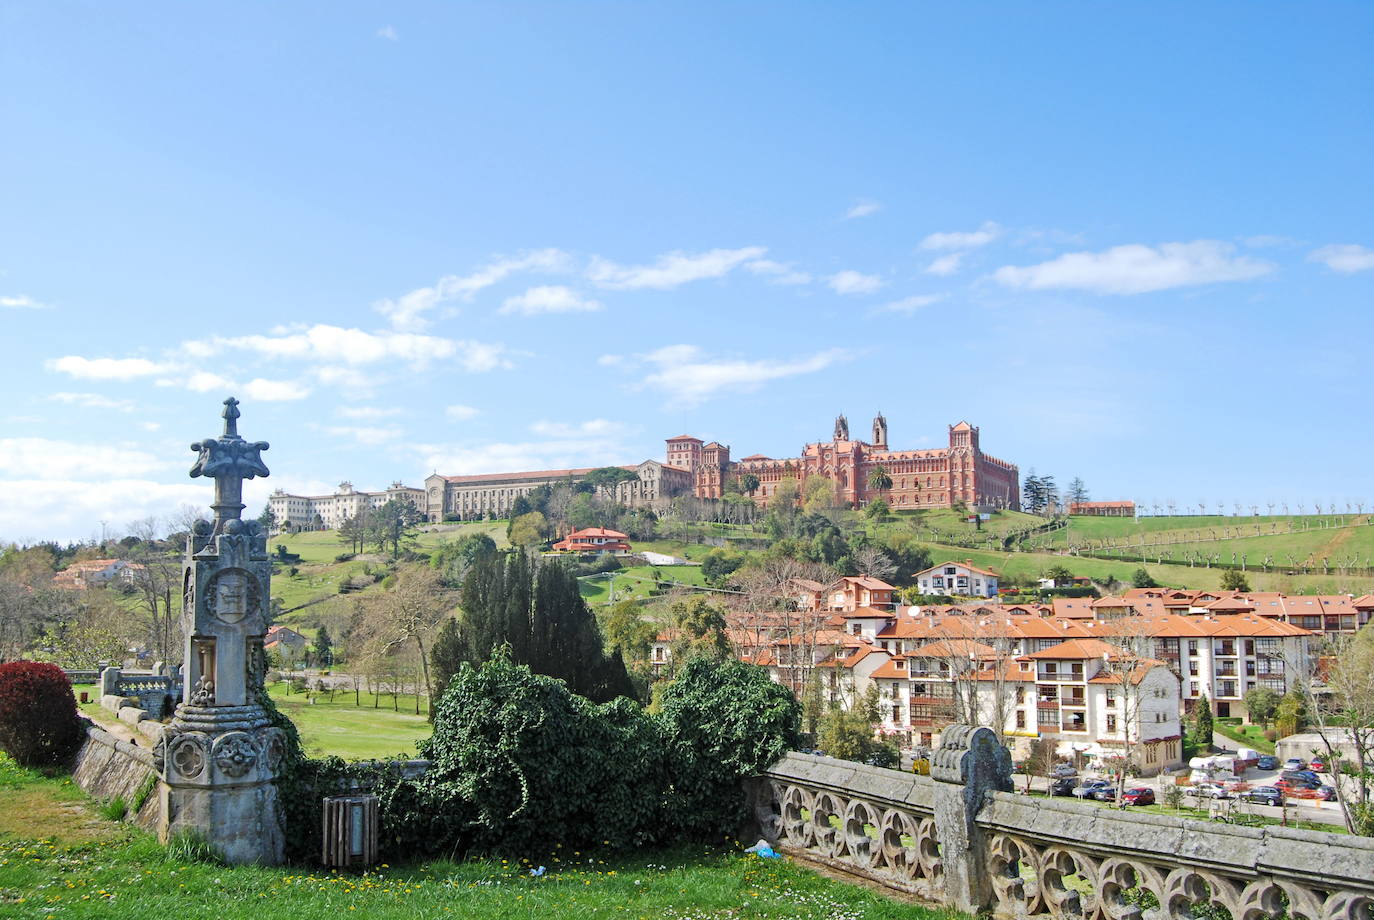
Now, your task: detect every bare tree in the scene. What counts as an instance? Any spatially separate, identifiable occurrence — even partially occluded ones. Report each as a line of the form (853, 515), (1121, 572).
(1292, 634), (1374, 834)
(1098, 620), (1172, 807)
(125, 516), (182, 663)
(853, 545), (898, 580)
(354, 566), (454, 714)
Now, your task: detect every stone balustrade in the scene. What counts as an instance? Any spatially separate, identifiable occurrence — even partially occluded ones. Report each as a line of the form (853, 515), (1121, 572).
(750, 726), (1374, 920)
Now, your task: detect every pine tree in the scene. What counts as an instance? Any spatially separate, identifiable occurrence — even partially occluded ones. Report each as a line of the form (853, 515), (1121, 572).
(429, 617), (465, 704)
(1194, 694), (1214, 746)
(312, 625), (333, 667)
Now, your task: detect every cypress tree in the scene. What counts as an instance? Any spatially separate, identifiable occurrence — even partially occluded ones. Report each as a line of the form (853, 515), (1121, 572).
(1194, 694), (1214, 746)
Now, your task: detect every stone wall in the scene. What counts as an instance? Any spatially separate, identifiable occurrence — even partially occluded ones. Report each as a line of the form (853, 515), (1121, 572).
(751, 725), (1374, 919)
(70, 721), (161, 832)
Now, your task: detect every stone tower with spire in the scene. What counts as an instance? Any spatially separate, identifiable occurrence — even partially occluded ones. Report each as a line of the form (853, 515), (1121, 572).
(872, 412), (888, 449)
(833, 413), (849, 441)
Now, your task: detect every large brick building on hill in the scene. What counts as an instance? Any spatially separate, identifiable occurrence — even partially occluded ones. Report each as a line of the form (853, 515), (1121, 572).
(669, 414), (1020, 510)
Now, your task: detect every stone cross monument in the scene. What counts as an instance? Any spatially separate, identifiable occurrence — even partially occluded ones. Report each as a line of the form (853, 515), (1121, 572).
(153, 397), (286, 865)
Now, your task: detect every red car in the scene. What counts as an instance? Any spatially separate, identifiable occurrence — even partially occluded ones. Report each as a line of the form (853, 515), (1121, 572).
(1309, 758), (1326, 772)
(1120, 787), (1155, 806)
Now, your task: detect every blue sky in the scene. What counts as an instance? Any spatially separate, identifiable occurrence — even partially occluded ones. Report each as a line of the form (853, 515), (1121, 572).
(2, 2), (1371, 542)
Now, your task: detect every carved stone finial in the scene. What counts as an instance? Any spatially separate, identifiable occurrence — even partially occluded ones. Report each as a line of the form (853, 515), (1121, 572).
(222, 397), (241, 438)
(190, 396), (270, 529)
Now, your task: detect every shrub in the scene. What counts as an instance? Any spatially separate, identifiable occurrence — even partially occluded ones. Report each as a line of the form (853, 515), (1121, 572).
(334, 552), (355, 562)
(0, 661), (83, 767)
(417, 652), (664, 856)
(656, 656), (801, 839)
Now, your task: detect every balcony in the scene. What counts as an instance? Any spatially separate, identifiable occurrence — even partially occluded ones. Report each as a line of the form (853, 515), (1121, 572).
(1037, 667), (1085, 682)
(1036, 700), (1060, 710)
(1214, 644), (1238, 657)
(1061, 695), (1086, 708)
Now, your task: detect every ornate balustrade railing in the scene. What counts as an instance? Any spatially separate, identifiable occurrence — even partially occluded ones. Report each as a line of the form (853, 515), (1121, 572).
(752, 728), (1374, 920)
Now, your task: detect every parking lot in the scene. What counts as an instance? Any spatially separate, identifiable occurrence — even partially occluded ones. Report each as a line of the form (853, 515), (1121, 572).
(1013, 763), (1346, 828)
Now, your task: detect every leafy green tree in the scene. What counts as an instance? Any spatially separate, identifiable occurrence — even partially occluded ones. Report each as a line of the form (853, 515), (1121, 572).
(668, 596), (731, 664)
(1275, 690), (1307, 738)
(372, 498), (425, 557)
(431, 532), (498, 587)
(866, 465), (893, 495)
(507, 511), (549, 549)
(802, 474), (838, 514)
(258, 502), (277, 532)
(1244, 686), (1281, 727)
(1193, 694), (1214, 746)
(737, 473), (760, 498)
(1131, 567), (1160, 589)
(700, 548), (746, 587)
(1044, 564), (1074, 587)
(584, 467), (638, 494)
(602, 599), (656, 664)
(1066, 477), (1090, 506)
(864, 497), (890, 520)
(1220, 570), (1251, 592)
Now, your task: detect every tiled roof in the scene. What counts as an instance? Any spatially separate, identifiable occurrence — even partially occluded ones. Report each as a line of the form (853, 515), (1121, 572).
(917, 560), (1000, 578)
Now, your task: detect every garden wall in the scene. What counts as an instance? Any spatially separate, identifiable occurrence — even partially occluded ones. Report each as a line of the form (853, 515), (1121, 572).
(71, 720), (161, 831)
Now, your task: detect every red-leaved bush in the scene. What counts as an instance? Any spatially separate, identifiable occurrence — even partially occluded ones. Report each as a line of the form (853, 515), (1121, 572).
(0, 661), (84, 767)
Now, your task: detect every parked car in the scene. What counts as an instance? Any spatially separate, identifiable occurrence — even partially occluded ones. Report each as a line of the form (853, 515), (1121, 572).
(1256, 755), (1279, 771)
(1283, 758), (1307, 771)
(1050, 777), (1079, 797)
(1317, 785), (1337, 801)
(1072, 780), (1110, 798)
(1280, 770), (1320, 785)
(1188, 783), (1231, 799)
(1120, 787), (1155, 806)
(1051, 763), (1078, 779)
(1240, 786), (1284, 806)
(1309, 757), (1326, 773)
(1091, 786), (1118, 802)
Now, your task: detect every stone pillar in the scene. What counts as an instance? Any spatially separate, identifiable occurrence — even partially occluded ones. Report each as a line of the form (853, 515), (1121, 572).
(929, 724), (1013, 915)
(99, 666), (122, 696)
(153, 398), (284, 866)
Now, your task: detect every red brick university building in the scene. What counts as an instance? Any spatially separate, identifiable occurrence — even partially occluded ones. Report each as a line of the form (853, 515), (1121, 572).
(666, 414), (1020, 510)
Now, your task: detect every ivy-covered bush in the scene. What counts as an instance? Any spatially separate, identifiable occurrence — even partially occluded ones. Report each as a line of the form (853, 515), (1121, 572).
(0, 661), (84, 767)
(656, 656), (801, 839)
(416, 652), (665, 856)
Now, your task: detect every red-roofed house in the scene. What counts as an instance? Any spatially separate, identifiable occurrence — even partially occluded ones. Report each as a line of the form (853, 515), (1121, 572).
(551, 528), (632, 553)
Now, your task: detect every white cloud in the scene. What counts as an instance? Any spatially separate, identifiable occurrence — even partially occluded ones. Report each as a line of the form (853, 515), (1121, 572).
(919, 221), (1002, 251)
(182, 372), (236, 393)
(844, 200), (882, 220)
(596, 354), (624, 367)
(1309, 243), (1374, 274)
(338, 406), (404, 420)
(0, 437), (166, 479)
(994, 240), (1273, 295)
(377, 25), (398, 40)
(499, 285), (603, 315)
(49, 392), (135, 411)
(374, 249), (570, 330)
(322, 425), (402, 445)
(828, 270), (884, 295)
(632, 344), (850, 407)
(588, 246), (767, 290)
(924, 253), (965, 276)
(312, 366), (381, 390)
(0, 479), (209, 544)
(875, 294), (946, 315)
(1, 294), (51, 310)
(243, 378), (312, 402)
(529, 419), (630, 439)
(139, 421), (161, 431)
(745, 260), (811, 285)
(185, 324), (509, 372)
(48, 355), (169, 380)
(445, 404), (480, 421)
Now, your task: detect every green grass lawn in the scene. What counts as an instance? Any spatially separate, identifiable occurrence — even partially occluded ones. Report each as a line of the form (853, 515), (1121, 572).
(265, 682), (432, 760)
(0, 754), (962, 920)
(1213, 721), (1276, 754)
